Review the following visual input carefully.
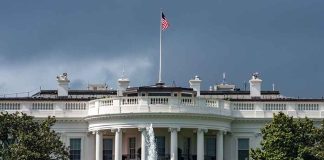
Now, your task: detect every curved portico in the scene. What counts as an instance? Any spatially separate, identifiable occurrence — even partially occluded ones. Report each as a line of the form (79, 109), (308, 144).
(86, 112), (231, 160)
(85, 84), (233, 160)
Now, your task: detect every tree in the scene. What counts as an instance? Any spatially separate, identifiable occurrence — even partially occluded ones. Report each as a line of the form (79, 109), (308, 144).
(0, 112), (69, 160)
(250, 112), (324, 160)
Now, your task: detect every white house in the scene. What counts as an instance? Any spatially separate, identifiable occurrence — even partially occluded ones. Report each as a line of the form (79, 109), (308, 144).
(1, 73), (323, 160)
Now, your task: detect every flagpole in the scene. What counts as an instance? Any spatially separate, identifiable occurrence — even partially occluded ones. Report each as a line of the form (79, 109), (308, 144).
(159, 9), (162, 83)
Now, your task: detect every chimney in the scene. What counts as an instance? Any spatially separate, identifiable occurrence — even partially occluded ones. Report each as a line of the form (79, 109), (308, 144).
(189, 75), (202, 96)
(249, 72), (262, 99)
(56, 73), (70, 97)
(117, 78), (130, 96)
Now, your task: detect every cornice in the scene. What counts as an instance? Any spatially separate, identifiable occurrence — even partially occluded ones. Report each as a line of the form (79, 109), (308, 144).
(84, 112), (234, 122)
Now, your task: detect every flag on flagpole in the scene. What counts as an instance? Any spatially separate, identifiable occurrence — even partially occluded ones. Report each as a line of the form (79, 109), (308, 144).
(161, 12), (169, 31)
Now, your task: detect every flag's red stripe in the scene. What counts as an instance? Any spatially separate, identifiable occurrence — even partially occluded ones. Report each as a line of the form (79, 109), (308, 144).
(161, 12), (169, 31)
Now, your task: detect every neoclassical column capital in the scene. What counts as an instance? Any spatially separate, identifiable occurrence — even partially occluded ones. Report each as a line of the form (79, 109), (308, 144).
(87, 132), (93, 136)
(92, 130), (103, 135)
(138, 127), (146, 132)
(217, 130), (224, 135)
(168, 127), (181, 132)
(111, 128), (122, 133)
(197, 128), (208, 133)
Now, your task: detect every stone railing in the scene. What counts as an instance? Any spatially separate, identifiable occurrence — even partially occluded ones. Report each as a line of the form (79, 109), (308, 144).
(1, 97), (323, 119)
(88, 96), (231, 116)
(88, 97), (324, 119)
(0, 101), (88, 118)
(231, 102), (324, 118)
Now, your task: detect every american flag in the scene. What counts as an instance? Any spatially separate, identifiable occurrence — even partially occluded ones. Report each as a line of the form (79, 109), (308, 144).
(161, 12), (169, 31)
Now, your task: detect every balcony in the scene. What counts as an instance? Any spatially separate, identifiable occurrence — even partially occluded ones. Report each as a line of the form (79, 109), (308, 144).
(88, 97), (324, 119)
(88, 97), (231, 117)
(0, 96), (323, 119)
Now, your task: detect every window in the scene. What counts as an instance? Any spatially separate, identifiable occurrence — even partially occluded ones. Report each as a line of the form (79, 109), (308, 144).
(129, 137), (136, 159)
(238, 138), (249, 160)
(70, 138), (81, 160)
(183, 138), (191, 159)
(205, 137), (216, 158)
(103, 139), (113, 160)
(156, 136), (165, 159)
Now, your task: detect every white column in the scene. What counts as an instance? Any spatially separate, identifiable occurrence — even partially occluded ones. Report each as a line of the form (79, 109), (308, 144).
(95, 131), (103, 160)
(217, 130), (224, 160)
(86, 132), (96, 160)
(197, 128), (207, 160)
(112, 128), (123, 160)
(139, 128), (147, 160)
(169, 128), (180, 160)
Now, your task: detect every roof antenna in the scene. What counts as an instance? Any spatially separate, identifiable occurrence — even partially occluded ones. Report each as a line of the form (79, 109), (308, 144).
(122, 65), (126, 79)
(172, 80), (176, 87)
(243, 81), (247, 91)
(222, 72), (226, 84)
(272, 83), (275, 91)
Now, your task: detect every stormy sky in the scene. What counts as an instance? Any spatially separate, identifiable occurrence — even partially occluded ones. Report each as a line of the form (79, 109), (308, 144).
(0, 0), (323, 98)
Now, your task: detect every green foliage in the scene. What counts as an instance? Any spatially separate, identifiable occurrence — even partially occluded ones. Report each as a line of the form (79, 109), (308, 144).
(250, 112), (324, 160)
(0, 112), (69, 160)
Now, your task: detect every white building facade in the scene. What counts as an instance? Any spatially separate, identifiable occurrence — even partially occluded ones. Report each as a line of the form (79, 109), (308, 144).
(1, 73), (323, 160)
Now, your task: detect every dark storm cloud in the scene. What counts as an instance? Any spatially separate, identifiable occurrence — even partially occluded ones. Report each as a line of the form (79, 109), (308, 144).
(0, 0), (324, 97)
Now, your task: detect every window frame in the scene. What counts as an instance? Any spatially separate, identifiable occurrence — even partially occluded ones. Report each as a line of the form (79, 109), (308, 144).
(103, 138), (113, 160)
(237, 138), (250, 160)
(69, 138), (82, 160)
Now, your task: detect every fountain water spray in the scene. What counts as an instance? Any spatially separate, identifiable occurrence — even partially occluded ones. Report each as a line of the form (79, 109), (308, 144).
(146, 124), (157, 160)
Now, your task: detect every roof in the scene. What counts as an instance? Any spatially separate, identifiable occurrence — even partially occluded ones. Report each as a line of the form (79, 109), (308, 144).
(32, 90), (117, 96)
(229, 98), (324, 102)
(125, 86), (194, 93)
(0, 97), (94, 101)
(201, 90), (280, 95)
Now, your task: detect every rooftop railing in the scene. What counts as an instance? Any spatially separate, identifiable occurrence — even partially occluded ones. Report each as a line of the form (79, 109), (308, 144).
(88, 97), (324, 119)
(0, 101), (88, 118)
(0, 96), (323, 119)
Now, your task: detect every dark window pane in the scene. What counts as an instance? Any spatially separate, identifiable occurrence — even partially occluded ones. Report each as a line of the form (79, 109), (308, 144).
(238, 139), (249, 150)
(238, 150), (249, 160)
(206, 137), (216, 156)
(70, 138), (81, 160)
(129, 137), (136, 159)
(156, 136), (165, 157)
(103, 139), (113, 160)
(238, 138), (249, 160)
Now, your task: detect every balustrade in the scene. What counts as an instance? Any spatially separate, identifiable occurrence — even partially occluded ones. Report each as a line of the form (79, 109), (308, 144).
(0, 103), (21, 110)
(150, 97), (168, 105)
(99, 99), (113, 106)
(180, 98), (194, 106)
(32, 103), (54, 110)
(206, 99), (218, 107)
(264, 103), (286, 110)
(65, 102), (87, 110)
(0, 96), (323, 119)
(122, 98), (138, 105)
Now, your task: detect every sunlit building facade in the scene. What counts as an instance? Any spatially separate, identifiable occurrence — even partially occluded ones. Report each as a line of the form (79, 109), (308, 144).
(1, 73), (323, 160)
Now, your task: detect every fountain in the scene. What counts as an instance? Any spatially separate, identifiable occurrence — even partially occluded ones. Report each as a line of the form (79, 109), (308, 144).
(145, 124), (157, 160)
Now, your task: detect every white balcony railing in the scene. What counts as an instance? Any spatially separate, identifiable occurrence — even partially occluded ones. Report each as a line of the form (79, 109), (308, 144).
(0, 97), (323, 119)
(0, 101), (88, 118)
(88, 97), (324, 119)
(88, 96), (230, 116)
